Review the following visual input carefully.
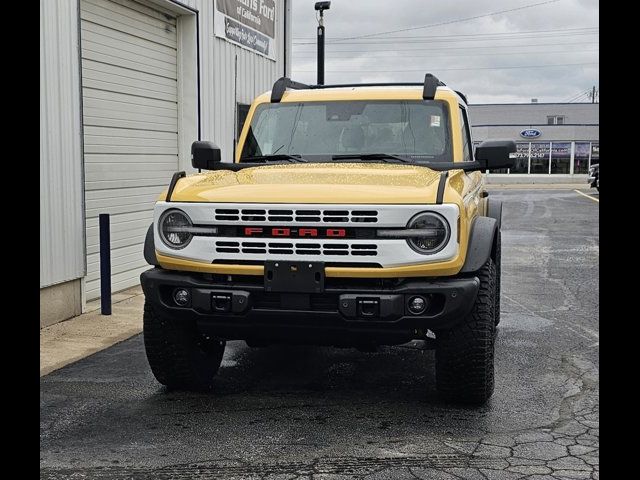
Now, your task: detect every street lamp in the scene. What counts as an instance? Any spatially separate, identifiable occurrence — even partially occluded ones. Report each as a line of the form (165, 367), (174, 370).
(315, 1), (331, 85)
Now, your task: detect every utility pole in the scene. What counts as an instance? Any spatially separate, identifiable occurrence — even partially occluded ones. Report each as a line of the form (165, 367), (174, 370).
(315, 2), (331, 85)
(588, 86), (598, 103)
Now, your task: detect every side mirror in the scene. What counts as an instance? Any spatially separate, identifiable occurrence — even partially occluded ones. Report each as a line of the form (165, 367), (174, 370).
(475, 140), (516, 170)
(191, 141), (221, 170)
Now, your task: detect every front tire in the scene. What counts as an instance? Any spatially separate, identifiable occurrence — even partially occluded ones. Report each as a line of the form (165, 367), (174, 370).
(494, 230), (502, 327)
(435, 258), (496, 405)
(143, 300), (226, 390)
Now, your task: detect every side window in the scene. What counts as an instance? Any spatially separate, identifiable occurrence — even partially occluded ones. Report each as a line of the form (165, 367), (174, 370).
(459, 107), (473, 162)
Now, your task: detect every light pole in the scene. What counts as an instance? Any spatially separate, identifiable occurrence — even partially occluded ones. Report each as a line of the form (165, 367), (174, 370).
(315, 2), (331, 85)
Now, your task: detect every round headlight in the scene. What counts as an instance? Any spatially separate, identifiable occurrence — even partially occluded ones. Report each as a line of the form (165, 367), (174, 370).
(406, 212), (450, 254)
(159, 209), (193, 249)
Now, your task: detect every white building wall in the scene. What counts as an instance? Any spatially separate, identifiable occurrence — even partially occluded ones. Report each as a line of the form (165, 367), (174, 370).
(40, 0), (86, 288)
(192, 0), (289, 163)
(41, 0), (290, 301)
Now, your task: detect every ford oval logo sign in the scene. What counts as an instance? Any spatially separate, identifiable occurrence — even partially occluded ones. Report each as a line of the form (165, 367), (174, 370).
(520, 128), (541, 138)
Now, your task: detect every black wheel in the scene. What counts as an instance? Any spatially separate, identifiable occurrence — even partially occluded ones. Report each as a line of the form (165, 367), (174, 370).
(494, 229), (501, 327)
(435, 258), (496, 405)
(143, 300), (226, 390)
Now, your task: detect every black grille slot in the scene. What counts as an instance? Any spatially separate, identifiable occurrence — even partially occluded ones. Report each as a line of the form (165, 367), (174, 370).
(216, 247), (240, 253)
(269, 249), (294, 254)
(217, 241), (239, 247)
(351, 210), (377, 216)
(295, 216), (321, 222)
(242, 248), (266, 254)
(324, 210), (349, 215)
(216, 215), (239, 221)
(242, 209), (266, 215)
(296, 210), (321, 215)
(241, 215), (266, 221)
(324, 244), (348, 250)
(268, 216), (293, 222)
(351, 244), (377, 250)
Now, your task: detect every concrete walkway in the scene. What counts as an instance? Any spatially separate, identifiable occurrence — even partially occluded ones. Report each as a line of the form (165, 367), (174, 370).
(40, 286), (144, 376)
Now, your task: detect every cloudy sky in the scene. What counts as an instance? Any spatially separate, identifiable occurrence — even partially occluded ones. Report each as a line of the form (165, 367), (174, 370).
(289, 0), (599, 103)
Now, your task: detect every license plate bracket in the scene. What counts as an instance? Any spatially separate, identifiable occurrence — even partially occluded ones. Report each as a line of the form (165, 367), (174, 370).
(264, 261), (325, 293)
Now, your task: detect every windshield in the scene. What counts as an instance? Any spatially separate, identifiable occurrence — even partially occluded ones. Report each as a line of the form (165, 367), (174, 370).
(240, 100), (452, 162)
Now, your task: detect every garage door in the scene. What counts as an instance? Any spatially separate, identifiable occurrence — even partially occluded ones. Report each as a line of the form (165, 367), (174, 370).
(80, 0), (179, 300)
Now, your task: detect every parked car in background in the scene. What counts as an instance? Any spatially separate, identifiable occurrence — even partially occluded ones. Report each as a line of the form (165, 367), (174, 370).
(588, 163), (599, 191)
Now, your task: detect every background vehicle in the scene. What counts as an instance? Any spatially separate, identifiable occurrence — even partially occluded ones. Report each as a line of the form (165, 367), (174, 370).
(141, 74), (515, 404)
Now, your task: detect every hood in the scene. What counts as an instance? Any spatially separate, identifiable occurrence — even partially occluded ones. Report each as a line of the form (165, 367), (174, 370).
(164, 163), (458, 204)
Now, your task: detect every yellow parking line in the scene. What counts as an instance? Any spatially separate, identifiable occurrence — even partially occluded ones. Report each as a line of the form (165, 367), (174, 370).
(574, 189), (599, 203)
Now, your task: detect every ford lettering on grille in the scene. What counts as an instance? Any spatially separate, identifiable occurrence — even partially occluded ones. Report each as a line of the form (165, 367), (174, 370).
(244, 227), (347, 237)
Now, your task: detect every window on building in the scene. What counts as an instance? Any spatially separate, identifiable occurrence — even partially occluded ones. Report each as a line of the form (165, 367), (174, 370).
(530, 143), (550, 174)
(547, 115), (566, 125)
(459, 107), (472, 162)
(550, 142), (571, 174)
(574, 142), (590, 174)
(511, 143), (530, 174)
(590, 143), (599, 167)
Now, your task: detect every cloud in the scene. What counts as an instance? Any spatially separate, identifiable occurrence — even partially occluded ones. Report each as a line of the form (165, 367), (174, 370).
(290, 0), (599, 103)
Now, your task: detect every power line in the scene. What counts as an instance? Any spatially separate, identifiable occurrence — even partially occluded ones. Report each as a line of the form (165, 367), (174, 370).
(294, 49), (598, 59)
(292, 26), (598, 41)
(293, 32), (599, 46)
(562, 89), (591, 102)
(292, 41), (599, 54)
(295, 62), (598, 73)
(325, 0), (563, 42)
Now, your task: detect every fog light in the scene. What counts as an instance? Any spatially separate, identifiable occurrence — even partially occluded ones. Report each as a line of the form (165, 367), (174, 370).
(173, 288), (191, 306)
(408, 296), (427, 315)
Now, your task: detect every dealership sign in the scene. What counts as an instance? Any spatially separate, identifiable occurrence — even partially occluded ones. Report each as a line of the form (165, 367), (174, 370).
(520, 128), (542, 138)
(214, 0), (276, 60)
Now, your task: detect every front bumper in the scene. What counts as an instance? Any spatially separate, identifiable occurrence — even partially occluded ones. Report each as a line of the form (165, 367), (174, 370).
(141, 269), (480, 345)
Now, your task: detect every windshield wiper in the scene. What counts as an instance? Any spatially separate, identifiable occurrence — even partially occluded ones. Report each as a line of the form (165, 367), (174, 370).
(331, 153), (415, 163)
(241, 154), (307, 163)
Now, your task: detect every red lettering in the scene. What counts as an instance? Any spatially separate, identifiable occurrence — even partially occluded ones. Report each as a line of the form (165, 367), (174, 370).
(298, 228), (318, 237)
(326, 229), (346, 237)
(244, 227), (263, 236)
(272, 228), (291, 236)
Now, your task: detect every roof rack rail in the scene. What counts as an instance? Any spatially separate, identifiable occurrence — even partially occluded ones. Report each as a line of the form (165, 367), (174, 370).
(271, 77), (311, 102)
(454, 90), (468, 105)
(269, 73), (448, 102)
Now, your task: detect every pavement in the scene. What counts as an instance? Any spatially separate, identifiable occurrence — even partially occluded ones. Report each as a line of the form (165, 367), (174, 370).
(40, 286), (144, 376)
(40, 188), (599, 480)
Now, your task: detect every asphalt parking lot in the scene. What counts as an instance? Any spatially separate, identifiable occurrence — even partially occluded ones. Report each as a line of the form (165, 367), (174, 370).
(40, 188), (599, 480)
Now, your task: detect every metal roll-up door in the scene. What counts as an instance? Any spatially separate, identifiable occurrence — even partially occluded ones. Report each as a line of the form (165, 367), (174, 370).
(80, 0), (178, 300)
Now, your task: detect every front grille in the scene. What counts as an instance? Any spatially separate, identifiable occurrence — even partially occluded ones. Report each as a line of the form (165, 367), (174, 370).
(215, 241), (377, 257)
(214, 208), (379, 224)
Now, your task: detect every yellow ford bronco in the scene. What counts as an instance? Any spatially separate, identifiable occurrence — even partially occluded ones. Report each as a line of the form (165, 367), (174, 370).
(141, 73), (515, 404)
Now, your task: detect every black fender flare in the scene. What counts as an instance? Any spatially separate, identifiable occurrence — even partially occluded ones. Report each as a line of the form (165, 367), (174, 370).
(486, 197), (503, 231)
(143, 224), (160, 266)
(460, 215), (498, 273)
